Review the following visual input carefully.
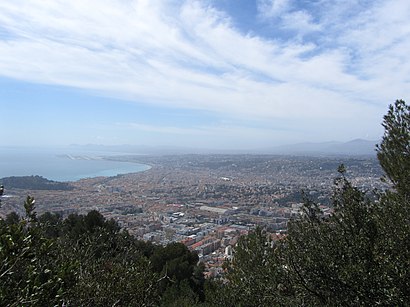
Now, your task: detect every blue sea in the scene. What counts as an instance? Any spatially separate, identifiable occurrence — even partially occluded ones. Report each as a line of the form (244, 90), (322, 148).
(0, 147), (150, 182)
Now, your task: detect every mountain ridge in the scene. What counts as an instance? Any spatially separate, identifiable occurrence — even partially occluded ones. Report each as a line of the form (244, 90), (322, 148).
(68, 139), (379, 156)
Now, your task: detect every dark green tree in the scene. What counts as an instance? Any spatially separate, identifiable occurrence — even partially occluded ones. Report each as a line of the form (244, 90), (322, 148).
(209, 227), (294, 306)
(0, 197), (64, 306)
(150, 242), (205, 305)
(4, 211), (20, 225)
(377, 99), (410, 198)
(1, 205), (171, 306)
(38, 212), (62, 238)
(216, 99), (410, 306)
(275, 100), (410, 305)
(283, 169), (385, 305)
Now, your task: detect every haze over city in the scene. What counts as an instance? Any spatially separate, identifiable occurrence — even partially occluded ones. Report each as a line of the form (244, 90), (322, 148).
(1, 0), (409, 150)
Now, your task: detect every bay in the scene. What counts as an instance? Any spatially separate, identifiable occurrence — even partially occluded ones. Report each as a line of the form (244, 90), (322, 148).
(0, 147), (150, 182)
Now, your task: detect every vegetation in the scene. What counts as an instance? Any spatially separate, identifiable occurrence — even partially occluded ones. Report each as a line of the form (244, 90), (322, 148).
(0, 175), (74, 191)
(0, 100), (409, 306)
(214, 99), (410, 306)
(0, 204), (205, 306)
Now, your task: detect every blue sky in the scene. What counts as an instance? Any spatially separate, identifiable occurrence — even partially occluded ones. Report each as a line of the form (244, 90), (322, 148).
(1, 0), (409, 150)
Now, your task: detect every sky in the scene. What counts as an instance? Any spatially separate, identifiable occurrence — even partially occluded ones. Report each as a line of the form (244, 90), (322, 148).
(1, 0), (410, 150)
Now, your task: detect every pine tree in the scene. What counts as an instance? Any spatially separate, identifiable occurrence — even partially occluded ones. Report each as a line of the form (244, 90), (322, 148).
(217, 99), (410, 306)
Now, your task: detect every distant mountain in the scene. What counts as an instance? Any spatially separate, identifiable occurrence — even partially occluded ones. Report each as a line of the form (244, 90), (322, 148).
(69, 139), (379, 156)
(68, 144), (244, 155)
(264, 139), (378, 156)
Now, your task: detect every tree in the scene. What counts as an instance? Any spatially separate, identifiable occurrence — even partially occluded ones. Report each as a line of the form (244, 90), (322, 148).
(0, 205), (163, 305)
(377, 99), (410, 198)
(4, 212), (20, 225)
(276, 100), (410, 305)
(374, 100), (410, 303)
(218, 99), (410, 306)
(283, 169), (387, 305)
(211, 227), (294, 306)
(2, 100), (409, 306)
(57, 212), (160, 305)
(150, 242), (205, 304)
(0, 197), (64, 306)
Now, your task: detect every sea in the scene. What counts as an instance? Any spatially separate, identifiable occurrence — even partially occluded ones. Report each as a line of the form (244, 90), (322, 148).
(0, 147), (150, 182)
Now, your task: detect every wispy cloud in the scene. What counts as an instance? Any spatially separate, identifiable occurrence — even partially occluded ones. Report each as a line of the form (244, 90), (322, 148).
(119, 122), (208, 136)
(257, 0), (291, 19)
(0, 0), (409, 146)
(281, 11), (322, 34)
(256, 0), (321, 35)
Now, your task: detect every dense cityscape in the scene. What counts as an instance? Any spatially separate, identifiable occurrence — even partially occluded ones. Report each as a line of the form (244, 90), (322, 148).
(2, 0), (410, 304)
(0, 153), (384, 277)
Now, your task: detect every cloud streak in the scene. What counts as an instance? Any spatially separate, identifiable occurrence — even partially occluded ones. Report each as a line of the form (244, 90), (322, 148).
(0, 0), (409, 146)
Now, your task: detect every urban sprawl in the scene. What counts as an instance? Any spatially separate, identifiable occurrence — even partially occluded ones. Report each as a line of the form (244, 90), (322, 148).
(0, 154), (384, 277)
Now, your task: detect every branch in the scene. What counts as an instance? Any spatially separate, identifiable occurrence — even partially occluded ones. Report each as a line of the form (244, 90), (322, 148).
(288, 251), (326, 305)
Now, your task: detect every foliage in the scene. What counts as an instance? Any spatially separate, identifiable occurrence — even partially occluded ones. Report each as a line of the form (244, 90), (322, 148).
(283, 169), (387, 305)
(377, 99), (410, 197)
(212, 99), (410, 306)
(150, 242), (205, 305)
(0, 175), (73, 191)
(0, 206), (204, 306)
(208, 227), (294, 306)
(1, 99), (410, 306)
(0, 197), (64, 306)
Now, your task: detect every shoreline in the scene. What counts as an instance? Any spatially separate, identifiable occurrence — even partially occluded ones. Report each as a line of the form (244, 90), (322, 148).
(0, 151), (152, 183)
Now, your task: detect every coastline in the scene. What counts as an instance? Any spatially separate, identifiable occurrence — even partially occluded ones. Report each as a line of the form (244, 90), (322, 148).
(0, 148), (151, 182)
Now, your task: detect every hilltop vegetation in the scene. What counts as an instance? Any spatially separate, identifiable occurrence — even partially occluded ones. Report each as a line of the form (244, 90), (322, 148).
(0, 202), (205, 306)
(0, 175), (74, 191)
(1, 100), (409, 306)
(211, 100), (410, 306)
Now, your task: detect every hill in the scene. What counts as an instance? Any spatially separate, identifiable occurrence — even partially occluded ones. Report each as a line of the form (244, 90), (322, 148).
(265, 139), (378, 156)
(0, 175), (74, 191)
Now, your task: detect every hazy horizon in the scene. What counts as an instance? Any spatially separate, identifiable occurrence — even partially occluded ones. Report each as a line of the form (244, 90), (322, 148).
(0, 138), (379, 157)
(1, 1), (409, 149)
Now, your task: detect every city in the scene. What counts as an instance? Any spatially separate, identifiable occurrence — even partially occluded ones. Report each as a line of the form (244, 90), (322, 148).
(0, 153), (384, 277)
